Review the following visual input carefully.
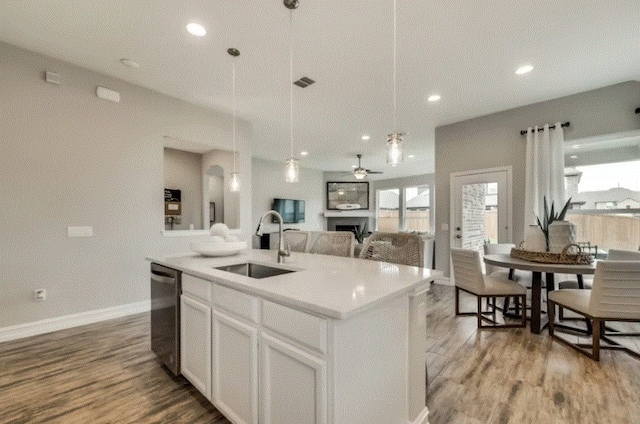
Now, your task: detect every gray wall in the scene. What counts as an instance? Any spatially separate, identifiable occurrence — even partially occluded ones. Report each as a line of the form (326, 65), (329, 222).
(435, 81), (640, 276)
(251, 158), (325, 234)
(0, 42), (252, 328)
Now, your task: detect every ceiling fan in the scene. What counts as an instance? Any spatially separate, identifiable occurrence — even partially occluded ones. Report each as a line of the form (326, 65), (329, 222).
(343, 154), (383, 180)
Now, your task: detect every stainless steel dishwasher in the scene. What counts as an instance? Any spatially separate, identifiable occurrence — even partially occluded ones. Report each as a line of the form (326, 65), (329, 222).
(150, 263), (181, 376)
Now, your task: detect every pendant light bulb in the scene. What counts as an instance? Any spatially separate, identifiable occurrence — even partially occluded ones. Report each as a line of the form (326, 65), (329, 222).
(387, 132), (403, 167)
(230, 172), (240, 192)
(228, 47), (241, 192)
(286, 158), (299, 183)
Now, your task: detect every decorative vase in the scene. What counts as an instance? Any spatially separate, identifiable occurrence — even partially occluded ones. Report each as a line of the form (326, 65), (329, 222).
(524, 224), (547, 252)
(548, 220), (576, 253)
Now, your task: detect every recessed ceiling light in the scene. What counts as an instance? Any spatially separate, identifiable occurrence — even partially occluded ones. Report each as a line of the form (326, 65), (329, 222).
(427, 95), (441, 102)
(351, 165), (357, 168)
(361, 135), (370, 141)
(300, 151), (308, 156)
(515, 65), (533, 75)
(572, 144), (580, 149)
(408, 154), (415, 158)
(186, 22), (206, 37)
(120, 58), (140, 68)
(570, 155), (578, 159)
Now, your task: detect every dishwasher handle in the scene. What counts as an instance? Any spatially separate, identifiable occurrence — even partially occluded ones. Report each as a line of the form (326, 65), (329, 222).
(151, 273), (177, 285)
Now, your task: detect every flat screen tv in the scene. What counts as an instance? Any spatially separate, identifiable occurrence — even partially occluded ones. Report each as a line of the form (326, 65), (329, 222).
(272, 198), (305, 224)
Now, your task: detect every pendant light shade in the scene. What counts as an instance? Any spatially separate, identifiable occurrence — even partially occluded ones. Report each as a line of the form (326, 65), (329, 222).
(386, 0), (404, 166)
(387, 132), (403, 166)
(284, 0), (299, 183)
(229, 172), (240, 192)
(228, 48), (240, 192)
(285, 158), (299, 183)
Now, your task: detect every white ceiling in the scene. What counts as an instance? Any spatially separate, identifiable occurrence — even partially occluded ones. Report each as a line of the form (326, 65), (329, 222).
(1, 0), (639, 180)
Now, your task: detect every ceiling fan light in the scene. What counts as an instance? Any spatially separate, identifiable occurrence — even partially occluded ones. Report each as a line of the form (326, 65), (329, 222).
(387, 132), (403, 166)
(353, 169), (368, 180)
(285, 158), (299, 183)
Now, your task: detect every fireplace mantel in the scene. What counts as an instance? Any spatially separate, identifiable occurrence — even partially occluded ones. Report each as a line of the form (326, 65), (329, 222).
(323, 211), (374, 218)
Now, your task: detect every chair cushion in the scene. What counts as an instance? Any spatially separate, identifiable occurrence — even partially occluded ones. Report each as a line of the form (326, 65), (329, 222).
(478, 274), (528, 296)
(548, 289), (591, 315)
(558, 279), (593, 290)
(487, 269), (535, 288)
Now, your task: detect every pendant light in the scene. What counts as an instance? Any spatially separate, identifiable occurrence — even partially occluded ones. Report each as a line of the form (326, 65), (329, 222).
(284, 0), (299, 183)
(228, 47), (240, 192)
(387, 0), (403, 167)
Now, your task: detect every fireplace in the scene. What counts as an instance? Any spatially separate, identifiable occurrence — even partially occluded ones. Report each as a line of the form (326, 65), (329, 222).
(335, 224), (360, 236)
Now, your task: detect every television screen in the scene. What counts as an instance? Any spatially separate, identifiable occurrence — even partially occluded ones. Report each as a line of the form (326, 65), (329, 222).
(272, 198), (305, 223)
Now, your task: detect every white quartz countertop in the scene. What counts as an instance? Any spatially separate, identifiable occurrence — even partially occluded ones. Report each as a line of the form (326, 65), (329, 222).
(148, 249), (441, 320)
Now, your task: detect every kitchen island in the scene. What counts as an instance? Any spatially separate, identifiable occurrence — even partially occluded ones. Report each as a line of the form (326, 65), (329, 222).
(148, 249), (441, 424)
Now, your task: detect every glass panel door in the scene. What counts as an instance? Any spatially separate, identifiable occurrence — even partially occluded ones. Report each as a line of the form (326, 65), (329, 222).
(451, 169), (511, 253)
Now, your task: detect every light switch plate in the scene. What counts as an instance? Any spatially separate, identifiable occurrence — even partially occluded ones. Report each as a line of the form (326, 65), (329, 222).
(68, 226), (93, 237)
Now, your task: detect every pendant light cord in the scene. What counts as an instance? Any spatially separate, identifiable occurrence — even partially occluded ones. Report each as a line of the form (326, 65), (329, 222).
(232, 56), (237, 172)
(289, 9), (294, 159)
(393, 0), (397, 131)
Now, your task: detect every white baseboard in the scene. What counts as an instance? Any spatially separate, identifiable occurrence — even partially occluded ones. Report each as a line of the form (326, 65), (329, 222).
(0, 300), (150, 343)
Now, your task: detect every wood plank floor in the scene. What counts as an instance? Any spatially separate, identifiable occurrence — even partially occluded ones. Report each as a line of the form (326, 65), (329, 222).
(426, 284), (640, 424)
(0, 284), (638, 423)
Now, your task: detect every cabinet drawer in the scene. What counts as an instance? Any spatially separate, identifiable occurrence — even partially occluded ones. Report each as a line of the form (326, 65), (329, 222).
(182, 274), (212, 303)
(262, 300), (327, 354)
(213, 284), (259, 324)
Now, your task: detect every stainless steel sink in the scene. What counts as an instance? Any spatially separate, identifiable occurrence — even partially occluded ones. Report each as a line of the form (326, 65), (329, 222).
(215, 262), (295, 279)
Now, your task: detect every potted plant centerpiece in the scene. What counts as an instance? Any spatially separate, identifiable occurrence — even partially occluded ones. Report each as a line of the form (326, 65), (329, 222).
(535, 196), (574, 253)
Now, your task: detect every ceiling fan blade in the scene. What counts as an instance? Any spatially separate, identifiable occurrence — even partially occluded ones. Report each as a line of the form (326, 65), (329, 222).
(367, 171), (384, 174)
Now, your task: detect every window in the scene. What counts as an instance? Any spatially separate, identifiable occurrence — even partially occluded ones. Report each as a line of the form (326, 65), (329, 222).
(376, 188), (400, 231)
(376, 185), (434, 232)
(404, 186), (431, 232)
(564, 159), (640, 252)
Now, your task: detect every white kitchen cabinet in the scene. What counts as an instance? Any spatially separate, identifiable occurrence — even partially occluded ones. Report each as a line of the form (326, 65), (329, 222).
(212, 309), (258, 424)
(180, 294), (211, 399)
(259, 332), (327, 424)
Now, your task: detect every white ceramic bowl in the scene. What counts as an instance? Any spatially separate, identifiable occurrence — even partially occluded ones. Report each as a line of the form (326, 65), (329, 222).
(190, 241), (247, 257)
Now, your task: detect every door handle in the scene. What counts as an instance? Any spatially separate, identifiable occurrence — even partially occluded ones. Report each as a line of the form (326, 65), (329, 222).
(151, 273), (176, 285)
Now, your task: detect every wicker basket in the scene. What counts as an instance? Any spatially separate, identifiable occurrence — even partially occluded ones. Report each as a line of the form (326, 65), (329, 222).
(510, 243), (594, 265)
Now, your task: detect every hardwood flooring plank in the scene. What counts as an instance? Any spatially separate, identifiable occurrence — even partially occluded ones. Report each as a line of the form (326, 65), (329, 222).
(1, 283), (638, 423)
(425, 284), (639, 424)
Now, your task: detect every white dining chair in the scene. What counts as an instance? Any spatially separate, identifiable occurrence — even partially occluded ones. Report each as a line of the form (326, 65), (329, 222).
(483, 243), (538, 316)
(451, 248), (527, 329)
(548, 260), (640, 361)
(557, 249), (640, 321)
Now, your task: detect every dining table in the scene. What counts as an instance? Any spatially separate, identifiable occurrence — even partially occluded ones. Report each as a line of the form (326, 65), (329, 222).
(483, 254), (597, 334)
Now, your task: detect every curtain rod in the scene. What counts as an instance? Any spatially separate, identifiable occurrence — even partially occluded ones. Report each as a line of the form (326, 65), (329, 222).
(520, 121), (570, 136)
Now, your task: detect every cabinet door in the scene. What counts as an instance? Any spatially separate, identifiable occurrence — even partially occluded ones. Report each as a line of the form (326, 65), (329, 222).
(212, 310), (259, 424)
(260, 333), (327, 424)
(180, 295), (211, 399)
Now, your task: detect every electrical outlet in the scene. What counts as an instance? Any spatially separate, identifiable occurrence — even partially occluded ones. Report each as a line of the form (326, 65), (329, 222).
(34, 289), (46, 301)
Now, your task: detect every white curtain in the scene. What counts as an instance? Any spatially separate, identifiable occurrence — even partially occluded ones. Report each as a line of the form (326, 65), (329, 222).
(524, 123), (565, 234)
